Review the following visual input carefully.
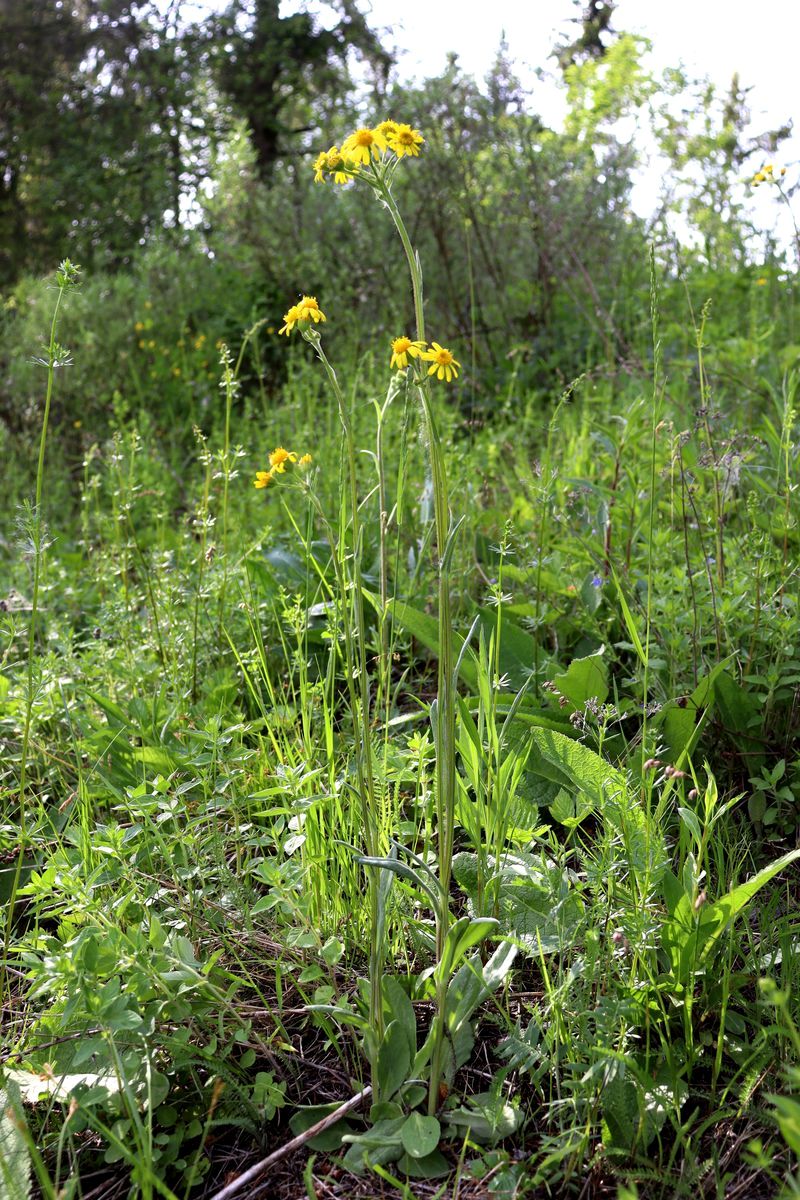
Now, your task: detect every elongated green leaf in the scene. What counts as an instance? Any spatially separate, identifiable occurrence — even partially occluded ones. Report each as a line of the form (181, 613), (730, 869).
(0, 1081), (31, 1200)
(383, 977), (416, 1062)
(378, 1021), (411, 1100)
(695, 847), (800, 967)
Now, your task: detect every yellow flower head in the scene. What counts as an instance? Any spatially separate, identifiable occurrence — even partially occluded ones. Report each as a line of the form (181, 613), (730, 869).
(297, 295), (326, 324)
(313, 146), (350, 185)
(422, 341), (461, 383)
(342, 126), (387, 167)
(299, 453), (313, 466)
(388, 124), (424, 159)
(325, 146), (350, 185)
(390, 335), (426, 370)
(756, 277), (768, 286)
(254, 471), (273, 489)
(134, 321), (145, 332)
(376, 120), (400, 138)
(279, 304), (302, 336)
(269, 447), (298, 474)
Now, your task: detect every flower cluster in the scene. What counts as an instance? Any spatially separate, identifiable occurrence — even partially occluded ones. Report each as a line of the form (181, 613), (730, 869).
(752, 163), (786, 187)
(390, 335), (460, 382)
(254, 447), (313, 490)
(279, 296), (326, 336)
(312, 120), (424, 184)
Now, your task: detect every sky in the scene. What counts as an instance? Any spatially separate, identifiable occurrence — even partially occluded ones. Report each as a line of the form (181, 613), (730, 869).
(350, 0), (799, 248)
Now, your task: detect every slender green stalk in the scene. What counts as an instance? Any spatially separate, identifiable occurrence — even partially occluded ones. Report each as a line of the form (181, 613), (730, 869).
(303, 330), (384, 1088)
(642, 247), (662, 762)
(3, 260), (78, 994)
(376, 179), (459, 1114)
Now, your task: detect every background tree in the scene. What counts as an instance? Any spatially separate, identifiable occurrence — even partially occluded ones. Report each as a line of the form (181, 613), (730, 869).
(210, 0), (392, 179)
(0, 0), (210, 283)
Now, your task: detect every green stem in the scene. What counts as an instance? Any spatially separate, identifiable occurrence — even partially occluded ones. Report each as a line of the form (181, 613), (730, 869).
(3, 278), (67, 994)
(379, 180), (458, 1115)
(306, 332), (383, 1090)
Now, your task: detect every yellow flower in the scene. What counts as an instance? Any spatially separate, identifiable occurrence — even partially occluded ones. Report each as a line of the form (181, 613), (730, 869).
(254, 471), (273, 489)
(147, 339), (156, 349)
(376, 120), (400, 138)
(325, 147), (350, 185)
(269, 447), (298, 474)
(297, 295), (326, 324)
(280, 295), (327, 334)
(299, 453), (313, 466)
(134, 321), (145, 332)
(279, 304), (302, 335)
(138, 339), (146, 349)
(313, 146), (350, 184)
(390, 335), (425, 370)
(756, 277), (768, 286)
(388, 124), (424, 159)
(172, 366), (181, 377)
(422, 342), (461, 383)
(342, 126), (387, 166)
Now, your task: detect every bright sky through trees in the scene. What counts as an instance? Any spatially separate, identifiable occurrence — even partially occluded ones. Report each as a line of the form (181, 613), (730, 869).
(359, 0), (797, 248)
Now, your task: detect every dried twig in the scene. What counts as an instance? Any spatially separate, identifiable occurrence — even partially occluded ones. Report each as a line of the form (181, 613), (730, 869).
(208, 1086), (372, 1200)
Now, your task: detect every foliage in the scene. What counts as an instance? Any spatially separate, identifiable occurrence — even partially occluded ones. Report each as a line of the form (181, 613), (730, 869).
(2, 12), (800, 1200)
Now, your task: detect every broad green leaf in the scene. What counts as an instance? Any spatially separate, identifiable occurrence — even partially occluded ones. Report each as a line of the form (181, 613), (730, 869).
(662, 847), (800, 985)
(714, 670), (764, 768)
(520, 727), (627, 811)
(341, 1117), (405, 1173)
(445, 1091), (520, 1142)
(396, 1148), (450, 1179)
(602, 1075), (638, 1151)
(452, 851), (583, 954)
(400, 1112), (440, 1159)
(551, 647), (608, 711)
(657, 659), (728, 762)
(549, 786), (593, 827)
(288, 1103), (356, 1152)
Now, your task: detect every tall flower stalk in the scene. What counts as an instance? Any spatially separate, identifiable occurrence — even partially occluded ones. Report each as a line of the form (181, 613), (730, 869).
(259, 124), (463, 1110)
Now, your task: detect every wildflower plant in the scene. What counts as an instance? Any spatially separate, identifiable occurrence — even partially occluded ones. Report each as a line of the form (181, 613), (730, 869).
(255, 121), (497, 1119)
